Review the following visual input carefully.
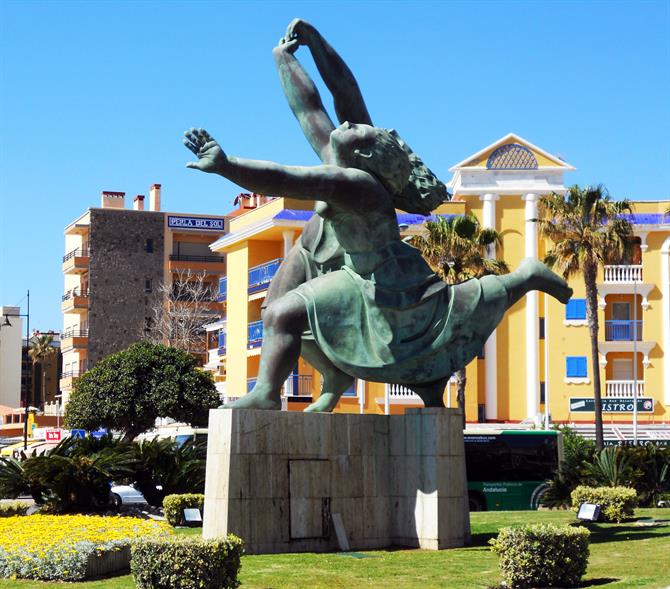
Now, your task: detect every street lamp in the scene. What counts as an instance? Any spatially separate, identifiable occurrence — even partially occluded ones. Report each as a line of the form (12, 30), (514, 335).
(1, 290), (31, 449)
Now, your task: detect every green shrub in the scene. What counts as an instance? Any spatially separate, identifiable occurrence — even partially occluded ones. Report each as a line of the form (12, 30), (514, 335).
(571, 485), (637, 522)
(131, 535), (244, 589)
(0, 502), (30, 517)
(490, 524), (590, 588)
(163, 494), (205, 527)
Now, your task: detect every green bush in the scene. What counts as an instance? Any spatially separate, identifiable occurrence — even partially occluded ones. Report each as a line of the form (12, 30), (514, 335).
(131, 535), (244, 589)
(163, 494), (204, 527)
(0, 502), (30, 517)
(490, 524), (590, 588)
(571, 485), (637, 522)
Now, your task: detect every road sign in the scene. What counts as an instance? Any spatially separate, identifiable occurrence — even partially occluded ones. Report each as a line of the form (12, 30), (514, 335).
(45, 430), (62, 442)
(91, 428), (109, 439)
(71, 429), (86, 439)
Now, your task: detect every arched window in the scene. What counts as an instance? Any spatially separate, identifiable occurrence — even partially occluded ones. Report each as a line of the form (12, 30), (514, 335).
(486, 144), (538, 170)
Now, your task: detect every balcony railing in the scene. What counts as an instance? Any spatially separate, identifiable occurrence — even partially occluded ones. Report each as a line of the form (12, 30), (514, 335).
(603, 265), (643, 283)
(218, 277), (227, 302)
(60, 370), (82, 379)
(386, 383), (421, 400)
(218, 331), (226, 356)
(62, 329), (89, 339)
(605, 320), (643, 341)
(247, 378), (257, 393)
(248, 321), (263, 348)
(605, 380), (644, 398)
(283, 374), (313, 396)
(62, 289), (89, 301)
(169, 254), (224, 263)
(63, 248), (89, 262)
(248, 258), (283, 294)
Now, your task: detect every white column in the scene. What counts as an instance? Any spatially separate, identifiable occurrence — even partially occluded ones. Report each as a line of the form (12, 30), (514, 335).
(480, 193), (499, 420)
(662, 238), (670, 404)
(523, 193), (540, 420)
(282, 230), (295, 258)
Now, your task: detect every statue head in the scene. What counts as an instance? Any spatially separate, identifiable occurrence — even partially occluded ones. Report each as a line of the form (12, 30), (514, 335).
(330, 123), (411, 196)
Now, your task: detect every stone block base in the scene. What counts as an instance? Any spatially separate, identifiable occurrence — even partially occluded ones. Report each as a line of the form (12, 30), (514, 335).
(203, 408), (470, 554)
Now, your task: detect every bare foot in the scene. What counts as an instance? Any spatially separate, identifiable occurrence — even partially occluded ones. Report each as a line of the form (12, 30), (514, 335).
(304, 392), (341, 413)
(222, 387), (281, 410)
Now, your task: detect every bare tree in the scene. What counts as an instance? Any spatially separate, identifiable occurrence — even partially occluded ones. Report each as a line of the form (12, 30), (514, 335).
(144, 270), (219, 359)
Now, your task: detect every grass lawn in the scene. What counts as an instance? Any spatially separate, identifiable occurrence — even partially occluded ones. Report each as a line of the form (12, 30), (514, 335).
(1, 509), (668, 588)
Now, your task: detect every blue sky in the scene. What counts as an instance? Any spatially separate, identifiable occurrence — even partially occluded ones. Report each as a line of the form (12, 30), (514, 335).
(1, 0), (669, 330)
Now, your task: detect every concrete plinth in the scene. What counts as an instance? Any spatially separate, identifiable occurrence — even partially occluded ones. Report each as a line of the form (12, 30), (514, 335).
(203, 408), (470, 554)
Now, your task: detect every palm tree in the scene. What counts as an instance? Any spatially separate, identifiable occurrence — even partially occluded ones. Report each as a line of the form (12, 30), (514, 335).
(412, 214), (509, 424)
(537, 185), (633, 450)
(28, 334), (57, 409)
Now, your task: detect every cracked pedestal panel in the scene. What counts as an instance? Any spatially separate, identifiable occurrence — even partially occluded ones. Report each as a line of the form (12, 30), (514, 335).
(203, 408), (470, 554)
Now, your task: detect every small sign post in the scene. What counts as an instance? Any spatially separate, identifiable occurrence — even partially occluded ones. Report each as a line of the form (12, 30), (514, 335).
(183, 508), (203, 527)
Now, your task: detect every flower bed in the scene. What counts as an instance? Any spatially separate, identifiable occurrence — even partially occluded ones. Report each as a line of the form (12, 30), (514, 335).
(0, 514), (172, 581)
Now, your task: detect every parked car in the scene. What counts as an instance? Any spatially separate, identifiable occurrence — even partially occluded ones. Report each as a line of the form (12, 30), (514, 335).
(110, 484), (148, 507)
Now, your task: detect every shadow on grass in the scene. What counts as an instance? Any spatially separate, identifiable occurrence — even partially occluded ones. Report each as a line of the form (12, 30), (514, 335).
(580, 522), (670, 544)
(580, 578), (619, 587)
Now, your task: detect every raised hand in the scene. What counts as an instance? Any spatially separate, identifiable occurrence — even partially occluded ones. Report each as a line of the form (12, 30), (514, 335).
(284, 18), (316, 46)
(183, 128), (227, 174)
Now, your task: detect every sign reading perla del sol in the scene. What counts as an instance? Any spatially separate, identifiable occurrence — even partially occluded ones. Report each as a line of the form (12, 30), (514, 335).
(569, 397), (654, 413)
(167, 215), (224, 231)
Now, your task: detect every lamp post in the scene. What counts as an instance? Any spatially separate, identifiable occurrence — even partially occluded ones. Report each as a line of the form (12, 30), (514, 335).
(544, 294), (551, 430)
(633, 278), (638, 445)
(0, 290), (31, 449)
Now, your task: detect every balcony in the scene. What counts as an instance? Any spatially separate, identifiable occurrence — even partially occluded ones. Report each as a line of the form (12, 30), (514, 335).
(248, 320), (263, 349)
(59, 370), (82, 389)
(62, 248), (90, 274)
(248, 258), (283, 294)
(61, 328), (89, 350)
(61, 289), (89, 314)
(603, 265), (643, 283)
(218, 277), (227, 302)
(218, 330), (226, 356)
(605, 380), (644, 398)
(168, 253), (225, 272)
(283, 374), (313, 396)
(386, 383), (422, 402)
(605, 320), (642, 341)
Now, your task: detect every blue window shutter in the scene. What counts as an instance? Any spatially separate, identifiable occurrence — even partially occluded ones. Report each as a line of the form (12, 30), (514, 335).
(565, 299), (586, 320)
(566, 356), (587, 378)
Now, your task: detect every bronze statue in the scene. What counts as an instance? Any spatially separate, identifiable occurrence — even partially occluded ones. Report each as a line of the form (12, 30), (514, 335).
(184, 20), (572, 411)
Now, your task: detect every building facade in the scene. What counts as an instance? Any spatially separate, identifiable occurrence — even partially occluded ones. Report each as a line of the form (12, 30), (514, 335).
(60, 184), (227, 403)
(207, 134), (669, 429)
(0, 306), (22, 408)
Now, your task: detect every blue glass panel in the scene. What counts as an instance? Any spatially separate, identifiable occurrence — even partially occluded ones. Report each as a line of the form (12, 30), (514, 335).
(217, 277), (227, 302)
(565, 299), (586, 320)
(566, 356), (587, 378)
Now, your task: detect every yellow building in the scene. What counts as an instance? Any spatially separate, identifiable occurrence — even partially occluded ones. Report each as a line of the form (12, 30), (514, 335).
(208, 134), (670, 429)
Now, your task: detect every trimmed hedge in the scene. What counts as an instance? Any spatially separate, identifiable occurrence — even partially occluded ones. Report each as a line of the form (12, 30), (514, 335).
(571, 485), (637, 523)
(490, 524), (590, 588)
(163, 494), (204, 527)
(131, 535), (244, 589)
(0, 502), (30, 517)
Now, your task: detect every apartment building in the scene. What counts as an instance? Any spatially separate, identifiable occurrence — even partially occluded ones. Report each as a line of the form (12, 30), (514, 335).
(60, 184), (227, 403)
(206, 134), (669, 429)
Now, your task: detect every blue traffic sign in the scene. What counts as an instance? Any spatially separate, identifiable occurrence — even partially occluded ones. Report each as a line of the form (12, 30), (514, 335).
(91, 428), (109, 439)
(71, 429), (86, 439)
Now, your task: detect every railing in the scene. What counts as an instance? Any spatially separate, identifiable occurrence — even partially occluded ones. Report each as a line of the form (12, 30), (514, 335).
(62, 329), (89, 339)
(386, 383), (421, 400)
(247, 378), (257, 393)
(283, 374), (313, 396)
(60, 370), (82, 379)
(248, 321), (263, 348)
(218, 331), (226, 355)
(248, 258), (283, 293)
(63, 248), (89, 262)
(605, 320), (643, 341)
(62, 289), (89, 301)
(169, 254), (224, 263)
(605, 380), (644, 398)
(604, 265), (643, 283)
(218, 277), (227, 302)
(43, 401), (64, 416)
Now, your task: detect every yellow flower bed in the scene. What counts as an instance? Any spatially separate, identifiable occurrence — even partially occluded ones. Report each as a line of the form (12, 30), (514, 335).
(0, 515), (172, 581)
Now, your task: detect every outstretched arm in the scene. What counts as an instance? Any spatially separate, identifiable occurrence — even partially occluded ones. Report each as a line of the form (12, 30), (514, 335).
(273, 39), (335, 161)
(183, 128), (374, 206)
(285, 19), (372, 127)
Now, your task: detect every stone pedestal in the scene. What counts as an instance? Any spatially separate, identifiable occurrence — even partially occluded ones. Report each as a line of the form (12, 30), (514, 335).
(203, 408), (470, 554)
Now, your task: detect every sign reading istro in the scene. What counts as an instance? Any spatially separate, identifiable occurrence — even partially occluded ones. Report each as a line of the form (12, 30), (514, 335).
(569, 397), (654, 413)
(167, 216), (225, 231)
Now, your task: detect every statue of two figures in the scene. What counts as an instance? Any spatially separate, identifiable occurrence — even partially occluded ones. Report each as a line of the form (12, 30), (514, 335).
(184, 19), (572, 412)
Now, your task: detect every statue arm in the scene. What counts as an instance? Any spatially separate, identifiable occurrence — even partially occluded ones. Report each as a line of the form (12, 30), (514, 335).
(288, 20), (372, 126)
(273, 41), (335, 160)
(184, 127), (374, 206)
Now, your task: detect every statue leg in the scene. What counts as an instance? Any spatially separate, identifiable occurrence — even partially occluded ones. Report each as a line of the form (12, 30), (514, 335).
(495, 258), (572, 307)
(409, 377), (451, 408)
(300, 340), (354, 412)
(226, 293), (309, 410)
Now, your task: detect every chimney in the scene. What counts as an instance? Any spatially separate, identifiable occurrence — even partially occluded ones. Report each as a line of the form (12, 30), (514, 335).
(133, 195), (145, 211)
(149, 184), (161, 211)
(101, 191), (125, 209)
